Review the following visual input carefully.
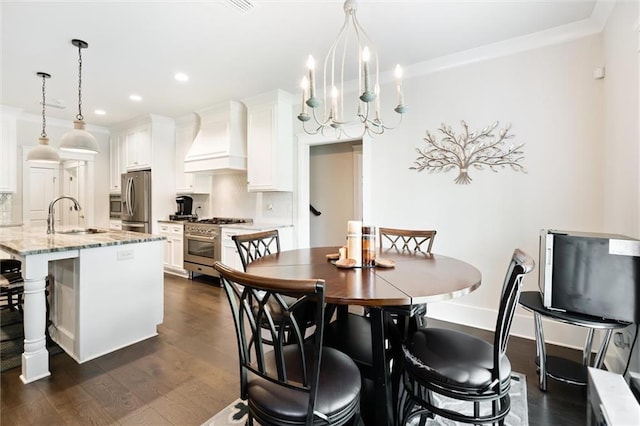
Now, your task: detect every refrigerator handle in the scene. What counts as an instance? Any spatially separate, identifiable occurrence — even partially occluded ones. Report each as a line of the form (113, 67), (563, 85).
(126, 177), (134, 216)
(130, 178), (136, 216)
(123, 177), (128, 215)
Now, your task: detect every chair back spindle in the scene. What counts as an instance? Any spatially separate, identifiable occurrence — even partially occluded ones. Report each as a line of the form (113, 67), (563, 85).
(379, 227), (437, 253)
(232, 230), (280, 271)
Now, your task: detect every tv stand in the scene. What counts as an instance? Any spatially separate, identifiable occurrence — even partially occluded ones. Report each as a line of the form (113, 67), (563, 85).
(519, 291), (630, 391)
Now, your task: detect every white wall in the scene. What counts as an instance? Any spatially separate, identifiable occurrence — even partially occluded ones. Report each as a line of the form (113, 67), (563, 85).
(600, 0), (639, 374)
(371, 33), (604, 329)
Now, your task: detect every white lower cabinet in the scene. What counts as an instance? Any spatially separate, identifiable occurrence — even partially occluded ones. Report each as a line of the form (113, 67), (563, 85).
(158, 222), (186, 275)
(221, 226), (294, 271)
(109, 220), (122, 231)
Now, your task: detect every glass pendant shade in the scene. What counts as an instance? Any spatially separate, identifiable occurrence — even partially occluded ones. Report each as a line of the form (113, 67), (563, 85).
(59, 119), (99, 153)
(27, 137), (61, 163)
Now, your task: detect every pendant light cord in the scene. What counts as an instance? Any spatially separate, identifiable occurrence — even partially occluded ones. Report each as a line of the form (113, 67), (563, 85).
(76, 43), (84, 121)
(41, 73), (47, 138)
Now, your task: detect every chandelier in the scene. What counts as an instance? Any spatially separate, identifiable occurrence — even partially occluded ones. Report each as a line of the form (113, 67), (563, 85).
(59, 39), (99, 154)
(27, 72), (60, 163)
(297, 0), (406, 138)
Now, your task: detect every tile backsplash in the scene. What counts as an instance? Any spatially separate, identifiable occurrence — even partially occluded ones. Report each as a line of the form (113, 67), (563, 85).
(0, 193), (13, 225)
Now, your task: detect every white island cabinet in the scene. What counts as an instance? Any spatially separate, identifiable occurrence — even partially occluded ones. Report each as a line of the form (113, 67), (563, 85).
(0, 226), (165, 384)
(158, 220), (186, 276)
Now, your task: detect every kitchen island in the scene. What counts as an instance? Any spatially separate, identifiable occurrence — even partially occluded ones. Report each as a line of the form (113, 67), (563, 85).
(0, 226), (165, 383)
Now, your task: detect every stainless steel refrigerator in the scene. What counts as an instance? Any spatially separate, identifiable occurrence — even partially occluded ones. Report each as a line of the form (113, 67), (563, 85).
(121, 170), (151, 233)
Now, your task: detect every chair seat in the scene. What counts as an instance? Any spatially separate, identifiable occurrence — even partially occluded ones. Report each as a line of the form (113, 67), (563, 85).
(0, 271), (23, 289)
(248, 345), (361, 424)
(402, 328), (512, 393)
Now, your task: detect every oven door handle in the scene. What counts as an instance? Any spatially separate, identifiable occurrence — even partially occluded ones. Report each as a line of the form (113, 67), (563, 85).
(185, 235), (217, 241)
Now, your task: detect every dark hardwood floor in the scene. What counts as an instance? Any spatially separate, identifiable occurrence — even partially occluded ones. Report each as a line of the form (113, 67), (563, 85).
(1, 273), (587, 425)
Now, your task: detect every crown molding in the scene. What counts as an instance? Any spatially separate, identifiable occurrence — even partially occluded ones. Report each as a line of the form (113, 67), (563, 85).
(404, 0), (615, 79)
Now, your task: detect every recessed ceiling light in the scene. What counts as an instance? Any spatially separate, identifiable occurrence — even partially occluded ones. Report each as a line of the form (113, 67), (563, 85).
(129, 94), (142, 102)
(94, 109), (106, 115)
(174, 72), (189, 82)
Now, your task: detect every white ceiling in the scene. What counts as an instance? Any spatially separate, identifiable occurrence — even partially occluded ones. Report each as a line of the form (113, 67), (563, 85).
(1, 0), (600, 128)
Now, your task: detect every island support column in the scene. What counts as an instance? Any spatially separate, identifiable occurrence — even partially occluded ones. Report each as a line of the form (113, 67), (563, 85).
(20, 254), (51, 383)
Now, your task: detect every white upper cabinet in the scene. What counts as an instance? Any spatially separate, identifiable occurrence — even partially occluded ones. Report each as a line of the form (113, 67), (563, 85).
(175, 115), (211, 194)
(244, 90), (293, 191)
(124, 126), (151, 171)
(243, 90), (294, 192)
(0, 107), (21, 193)
(109, 133), (125, 193)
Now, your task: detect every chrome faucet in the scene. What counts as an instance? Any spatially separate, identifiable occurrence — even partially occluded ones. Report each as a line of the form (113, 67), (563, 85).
(47, 196), (82, 234)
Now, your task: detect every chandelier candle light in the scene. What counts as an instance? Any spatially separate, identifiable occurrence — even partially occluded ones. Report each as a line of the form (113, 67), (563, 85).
(298, 0), (406, 138)
(59, 39), (99, 154)
(27, 72), (60, 163)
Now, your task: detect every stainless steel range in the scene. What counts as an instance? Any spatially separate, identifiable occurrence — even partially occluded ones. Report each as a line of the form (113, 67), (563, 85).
(183, 217), (252, 278)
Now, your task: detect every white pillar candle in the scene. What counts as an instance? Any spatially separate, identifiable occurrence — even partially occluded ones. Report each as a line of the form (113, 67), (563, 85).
(362, 47), (371, 95)
(347, 220), (362, 266)
(395, 64), (404, 106)
(307, 55), (316, 99)
(331, 86), (339, 121)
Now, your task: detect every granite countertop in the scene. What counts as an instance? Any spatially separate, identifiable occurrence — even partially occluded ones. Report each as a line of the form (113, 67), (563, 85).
(0, 226), (165, 256)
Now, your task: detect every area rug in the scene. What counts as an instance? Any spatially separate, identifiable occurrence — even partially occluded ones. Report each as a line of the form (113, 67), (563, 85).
(1, 309), (62, 372)
(203, 372), (528, 426)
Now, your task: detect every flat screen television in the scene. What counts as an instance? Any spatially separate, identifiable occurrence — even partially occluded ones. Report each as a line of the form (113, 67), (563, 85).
(539, 229), (640, 324)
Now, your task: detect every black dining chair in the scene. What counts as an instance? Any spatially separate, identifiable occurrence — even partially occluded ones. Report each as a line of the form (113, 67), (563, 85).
(323, 228), (437, 420)
(232, 229), (315, 344)
(232, 229), (281, 271)
(398, 248), (534, 425)
(213, 261), (363, 426)
(379, 228), (437, 331)
(1, 259), (24, 315)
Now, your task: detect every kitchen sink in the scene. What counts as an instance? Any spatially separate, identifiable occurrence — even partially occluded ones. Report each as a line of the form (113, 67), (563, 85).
(57, 228), (107, 235)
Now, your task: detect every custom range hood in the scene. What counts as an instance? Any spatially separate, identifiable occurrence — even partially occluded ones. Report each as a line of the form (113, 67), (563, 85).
(184, 100), (247, 173)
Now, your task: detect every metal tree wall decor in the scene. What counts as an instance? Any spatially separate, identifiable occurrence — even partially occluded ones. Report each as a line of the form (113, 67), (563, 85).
(411, 121), (526, 184)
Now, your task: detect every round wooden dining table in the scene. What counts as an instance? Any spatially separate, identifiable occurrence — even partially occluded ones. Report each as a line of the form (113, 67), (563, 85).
(247, 246), (482, 426)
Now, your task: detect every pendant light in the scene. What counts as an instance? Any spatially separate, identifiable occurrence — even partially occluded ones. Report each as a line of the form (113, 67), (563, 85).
(59, 39), (99, 154)
(27, 72), (61, 163)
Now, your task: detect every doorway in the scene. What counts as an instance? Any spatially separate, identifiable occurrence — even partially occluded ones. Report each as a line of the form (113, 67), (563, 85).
(22, 147), (96, 228)
(61, 161), (86, 227)
(24, 162), (59, 226)
(296, 126), (372, 248)
(309, 142), (362, 247)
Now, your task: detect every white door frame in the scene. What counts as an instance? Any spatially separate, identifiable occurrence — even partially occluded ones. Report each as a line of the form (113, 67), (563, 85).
(296, 125), (372, 248)
(22, 147), (96, 227)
